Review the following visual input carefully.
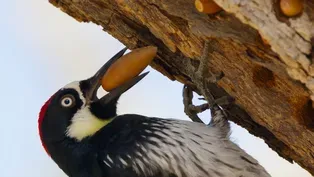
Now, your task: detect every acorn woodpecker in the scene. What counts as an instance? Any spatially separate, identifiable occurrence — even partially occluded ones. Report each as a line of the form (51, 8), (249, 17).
(38, 47), (271, 177)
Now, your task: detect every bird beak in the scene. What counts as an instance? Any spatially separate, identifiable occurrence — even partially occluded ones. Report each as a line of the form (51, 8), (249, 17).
(83, 47), (149, 104)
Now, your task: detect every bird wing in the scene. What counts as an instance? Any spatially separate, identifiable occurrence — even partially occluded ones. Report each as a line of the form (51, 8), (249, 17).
(93, 114), (271, 177)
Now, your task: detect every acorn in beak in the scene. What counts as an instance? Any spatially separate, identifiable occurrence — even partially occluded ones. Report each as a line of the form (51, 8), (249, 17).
(83, 46), (158, 104)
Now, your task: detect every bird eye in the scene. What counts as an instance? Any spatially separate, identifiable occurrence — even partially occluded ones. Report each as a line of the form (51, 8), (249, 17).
(60, 95), (75, 108)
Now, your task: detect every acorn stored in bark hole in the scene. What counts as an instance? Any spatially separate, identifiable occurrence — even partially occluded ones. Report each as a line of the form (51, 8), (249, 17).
(280, 0), (304, 17)
(195, 0), (222, 14)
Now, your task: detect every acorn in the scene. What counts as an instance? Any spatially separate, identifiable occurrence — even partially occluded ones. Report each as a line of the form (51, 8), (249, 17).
(280, 0), (303, 17)
(101, 46), (157, 91)
(195, 0), (222, 14)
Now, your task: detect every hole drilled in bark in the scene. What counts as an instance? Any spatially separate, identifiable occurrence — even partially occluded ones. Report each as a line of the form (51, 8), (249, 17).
(310, 37), (314, 63)
(273, 0), (291, 24)
(252, 66), (276, 88)
(300, 100), (314, 131)
(274, 0), (304, 23)
(289, 96), (314, 131)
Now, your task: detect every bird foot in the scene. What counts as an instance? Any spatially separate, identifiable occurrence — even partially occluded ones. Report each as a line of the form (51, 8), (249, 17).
(183, 41), (233, 123)
(183, 85), (206, 123)
(183, 85), (234, 123)
(199, 96), (235, 107)
(190, 41), (225, 84)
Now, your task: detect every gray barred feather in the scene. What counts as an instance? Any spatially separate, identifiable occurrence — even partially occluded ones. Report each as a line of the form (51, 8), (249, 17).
(208, 105), (231, 138)
(101, 116), (271, 177)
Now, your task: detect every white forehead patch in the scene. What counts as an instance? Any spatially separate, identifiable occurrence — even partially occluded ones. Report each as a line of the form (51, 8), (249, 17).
(62, 81), (86, 106)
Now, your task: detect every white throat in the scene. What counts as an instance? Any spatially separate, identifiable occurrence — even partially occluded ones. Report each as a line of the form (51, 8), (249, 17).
(66, 106), (112, 141)
(62, 81), (113, 141)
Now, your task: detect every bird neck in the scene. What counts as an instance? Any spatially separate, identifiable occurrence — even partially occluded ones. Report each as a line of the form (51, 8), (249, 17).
(66, 106), (115, 141)
(47, 137), (96, 177)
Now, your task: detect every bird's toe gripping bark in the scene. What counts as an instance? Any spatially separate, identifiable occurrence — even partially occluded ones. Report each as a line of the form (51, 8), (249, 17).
(183, 85), (234, 123)
(183, 85), (206, 123)
(183, 41), (233, 123)
(192, 41), (225, 84)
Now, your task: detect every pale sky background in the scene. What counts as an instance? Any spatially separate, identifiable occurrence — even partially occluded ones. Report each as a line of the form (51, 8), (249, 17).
(0, 1), (311, 177)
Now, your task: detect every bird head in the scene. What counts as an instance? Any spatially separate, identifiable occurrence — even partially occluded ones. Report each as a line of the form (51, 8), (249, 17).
(38, 48), (148, 156)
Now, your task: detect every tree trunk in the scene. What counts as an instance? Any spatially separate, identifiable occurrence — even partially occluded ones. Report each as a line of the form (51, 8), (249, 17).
(48, 0), (314, 175)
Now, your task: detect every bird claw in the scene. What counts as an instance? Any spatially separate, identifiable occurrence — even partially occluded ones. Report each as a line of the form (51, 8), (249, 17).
(183, 85), (235, 124)
(199, 95), (234, 108)
(205, 71), (225, 84)
(190, 41), (224, 84)
(183, 85), (205, 123)
(183, 41), (233, 123)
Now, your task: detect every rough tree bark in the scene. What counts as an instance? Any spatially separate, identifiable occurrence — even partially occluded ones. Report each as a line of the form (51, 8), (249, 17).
(48, 0), (314, 175)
